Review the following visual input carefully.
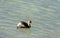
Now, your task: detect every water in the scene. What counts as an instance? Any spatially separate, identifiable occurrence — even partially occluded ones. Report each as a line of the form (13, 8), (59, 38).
(0, 0), (60, 38)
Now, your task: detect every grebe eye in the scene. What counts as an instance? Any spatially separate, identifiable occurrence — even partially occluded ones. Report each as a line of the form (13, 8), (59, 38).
(30, 21), (32, 23)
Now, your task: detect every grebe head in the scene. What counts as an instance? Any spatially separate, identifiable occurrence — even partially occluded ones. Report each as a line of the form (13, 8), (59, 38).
(28, 20), (32, 23)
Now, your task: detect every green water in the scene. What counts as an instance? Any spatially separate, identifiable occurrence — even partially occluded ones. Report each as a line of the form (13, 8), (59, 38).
(0, 0), (60, 38)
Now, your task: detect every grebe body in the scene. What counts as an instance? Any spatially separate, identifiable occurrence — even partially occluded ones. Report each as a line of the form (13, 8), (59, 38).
(17, 20), (31, 28)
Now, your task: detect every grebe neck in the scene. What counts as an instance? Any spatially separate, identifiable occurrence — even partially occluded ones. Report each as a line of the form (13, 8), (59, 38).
(27, 21), (30, 26)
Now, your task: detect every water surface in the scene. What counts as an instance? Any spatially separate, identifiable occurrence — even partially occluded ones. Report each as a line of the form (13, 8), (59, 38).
(0, 0), (60, 38)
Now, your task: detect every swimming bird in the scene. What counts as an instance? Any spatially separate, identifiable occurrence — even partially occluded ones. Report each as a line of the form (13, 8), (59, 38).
(17, 20), (32, 29)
